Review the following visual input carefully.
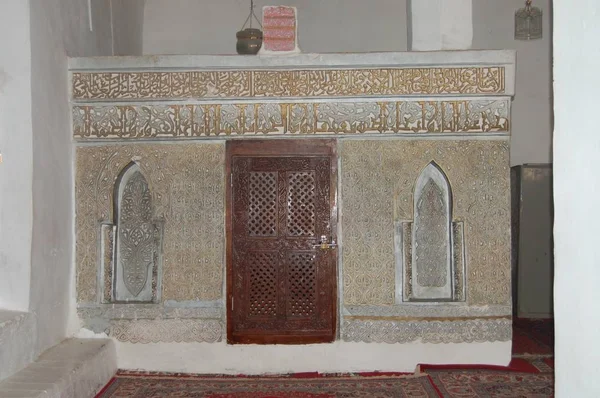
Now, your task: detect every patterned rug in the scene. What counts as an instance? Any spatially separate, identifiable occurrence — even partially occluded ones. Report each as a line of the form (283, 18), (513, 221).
(97, 318), (555, 397)
(419, 356), (554, 375)
(96, 373), (440, 398)
(426, 370), (554, 397)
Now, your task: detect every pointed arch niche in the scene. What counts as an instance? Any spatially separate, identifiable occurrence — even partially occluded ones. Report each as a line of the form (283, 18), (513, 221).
(99, 162), (163, 303)
(395, 161), (466, 302)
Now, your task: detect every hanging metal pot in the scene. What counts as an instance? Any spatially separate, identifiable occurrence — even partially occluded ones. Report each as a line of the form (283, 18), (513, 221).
(236, 0), (263, 55)
(237, 28), (263, 55)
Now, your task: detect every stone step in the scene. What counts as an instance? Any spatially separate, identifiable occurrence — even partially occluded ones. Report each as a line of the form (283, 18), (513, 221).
(0, 338), (116, 398)
(0, 310), (37, 381)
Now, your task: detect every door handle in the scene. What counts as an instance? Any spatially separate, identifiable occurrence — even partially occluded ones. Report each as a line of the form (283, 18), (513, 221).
(312, 235), (337, 250)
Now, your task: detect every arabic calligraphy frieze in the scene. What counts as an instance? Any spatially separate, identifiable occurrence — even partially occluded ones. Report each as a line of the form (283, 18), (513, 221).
(71, 67), (505, 100)
(72, 99), (509, 140)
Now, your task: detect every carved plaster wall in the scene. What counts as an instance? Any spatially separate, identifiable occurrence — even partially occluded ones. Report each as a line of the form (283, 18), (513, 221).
(72, 100), (509, 139)
(111, 163), (163, 303)
(76, 143), (225, 303)
(341, 139), (511, 307)
(410, 162), (454, 300)
(71, 67), (505, 100)
(342, 318), (511, 344)
(110, 319), (223, 343)
(72, 52), (515, 345)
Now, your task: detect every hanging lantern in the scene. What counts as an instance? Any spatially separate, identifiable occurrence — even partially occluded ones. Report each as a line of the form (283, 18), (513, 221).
(236, 0), (263, 55)
(515, 0), (542, 40)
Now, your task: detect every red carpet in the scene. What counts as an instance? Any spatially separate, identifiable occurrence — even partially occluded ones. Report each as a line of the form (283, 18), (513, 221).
(97, 318), (555, 398)
(419, 357), (549, 374)
(427, 370), (554, 397)
(418, 318), (554, 397)
(97, 373), (439, 398)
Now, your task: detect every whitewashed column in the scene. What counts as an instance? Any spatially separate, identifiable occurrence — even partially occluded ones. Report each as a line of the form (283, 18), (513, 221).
(554, 0), (600, 396)
(408, 0), (473, 51)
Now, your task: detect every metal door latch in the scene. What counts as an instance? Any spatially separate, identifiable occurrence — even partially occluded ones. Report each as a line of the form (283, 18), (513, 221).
(312, 235), (337, 250)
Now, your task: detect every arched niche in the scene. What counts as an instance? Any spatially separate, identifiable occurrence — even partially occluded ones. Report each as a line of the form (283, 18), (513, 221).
(411, 161), (454, 301)
(112, 162), (161, 302)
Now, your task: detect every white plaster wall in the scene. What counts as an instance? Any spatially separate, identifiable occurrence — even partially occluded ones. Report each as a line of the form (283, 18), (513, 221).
(0, 311), (36, 380)
(0, 0), (33, 312)
(112, 0), (146, 56)
(142, 0), (408, 54)
(0, 0), (144, 381)
(553, 1), (600, 396)
(29, 0), (111, 357)
(409, 0), (473, 51)
(118, 341), (511, 374)
(28, 0), (143, 358)
(472, 0), (553, 166)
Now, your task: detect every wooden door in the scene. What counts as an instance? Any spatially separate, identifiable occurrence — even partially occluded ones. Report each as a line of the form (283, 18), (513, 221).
(226, 140), (338, 344)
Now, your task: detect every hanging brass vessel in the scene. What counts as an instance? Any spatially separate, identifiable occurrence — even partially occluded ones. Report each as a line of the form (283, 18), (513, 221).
(236, 28), (263, 55)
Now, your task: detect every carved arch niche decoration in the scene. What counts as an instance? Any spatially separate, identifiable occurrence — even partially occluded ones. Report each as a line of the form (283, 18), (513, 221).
(99, 162), (164, 303)
(395, 161), (466, 302)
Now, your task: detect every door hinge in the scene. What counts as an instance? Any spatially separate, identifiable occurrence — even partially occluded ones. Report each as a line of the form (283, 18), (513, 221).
(231, 297), (234, 311)
(230, 174), (233, 187)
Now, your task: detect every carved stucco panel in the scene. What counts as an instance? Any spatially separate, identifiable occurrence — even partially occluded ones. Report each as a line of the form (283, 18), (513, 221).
(109, 319), (223, 343)
(114, 167), (157, 301)
(341, 140), (510, 306)
(76, 143), (225, 303)
(72, 67), (505, 100)
(412, 163), (453, 299)
(72, 99), (510, 140)
(342, 318), (512, 344)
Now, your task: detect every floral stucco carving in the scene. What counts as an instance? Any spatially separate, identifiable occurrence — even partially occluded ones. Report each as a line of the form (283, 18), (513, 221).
(341, 139), (510, 306)
(75, 143), (225, 303)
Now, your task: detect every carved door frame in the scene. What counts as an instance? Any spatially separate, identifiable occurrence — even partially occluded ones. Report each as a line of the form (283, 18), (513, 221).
(225, 139), (339, 344)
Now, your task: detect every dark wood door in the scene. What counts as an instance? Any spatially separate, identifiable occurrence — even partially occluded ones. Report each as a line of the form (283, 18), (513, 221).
(226, 140), (338, 344)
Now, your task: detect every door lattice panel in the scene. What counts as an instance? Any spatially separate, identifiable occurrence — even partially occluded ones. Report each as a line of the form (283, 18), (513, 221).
(287, 172), (316, 237)
(248, 252), (278, 317)
(248, 172), (278, 237)
(287, 252), (317, 317)
(228, 142), (336, 344)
